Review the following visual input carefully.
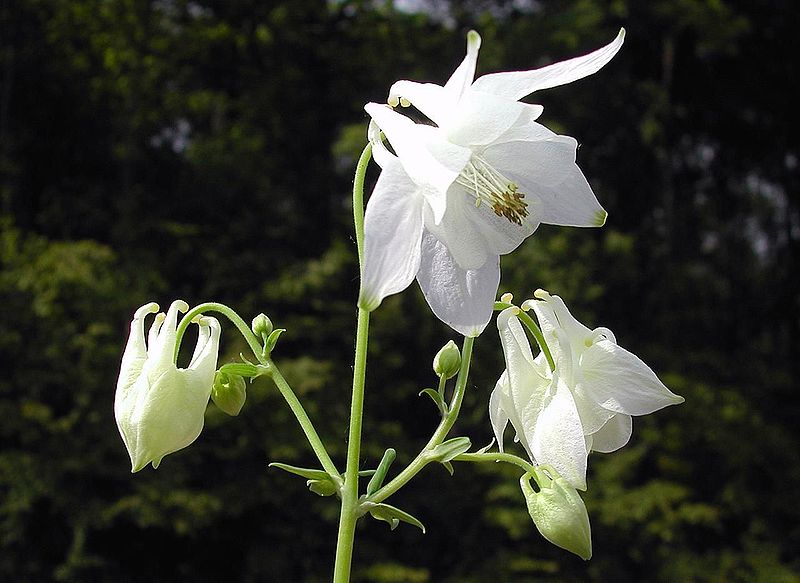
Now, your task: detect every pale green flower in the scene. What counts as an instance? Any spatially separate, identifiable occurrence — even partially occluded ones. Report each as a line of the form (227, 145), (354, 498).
(115, 301), (221, 472)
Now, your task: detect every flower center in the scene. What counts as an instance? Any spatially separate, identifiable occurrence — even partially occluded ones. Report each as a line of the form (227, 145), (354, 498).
(455, 157), (529, 225)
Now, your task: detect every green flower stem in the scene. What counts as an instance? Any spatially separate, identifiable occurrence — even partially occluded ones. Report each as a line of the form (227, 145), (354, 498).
(366, 335), (475, 505)
(494, 301), (555, 372)
(332, 142), (374, 583)
(517, 310), (555, 372)
(266, 360), (341, 482)
(352, 142), (372, 264)
(174, 302), (339, 481)
(454, 452), (537, 476)
(175, 302), (263, 363)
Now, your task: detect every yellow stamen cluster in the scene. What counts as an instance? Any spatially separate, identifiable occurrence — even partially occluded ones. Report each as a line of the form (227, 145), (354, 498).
(455, 158), (529, 226)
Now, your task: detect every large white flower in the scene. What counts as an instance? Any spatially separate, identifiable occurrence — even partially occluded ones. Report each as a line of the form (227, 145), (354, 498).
(490, 292), (683, 489)
(115, 301), (221, 472)
(359, 29), (625, 336)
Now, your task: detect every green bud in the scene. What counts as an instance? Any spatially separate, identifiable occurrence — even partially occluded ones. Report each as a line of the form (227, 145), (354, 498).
(251, 313), (273, 338)
(211, 371), (247, 416)
(520, 467), (592, 560)
(433, 340), (461, 379)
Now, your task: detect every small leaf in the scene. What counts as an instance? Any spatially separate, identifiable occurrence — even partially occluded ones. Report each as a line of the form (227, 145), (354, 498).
(428, 436), (472, 464)
(366, 503), (426, 533)
(475, 438), (496, 455)
(307, 478), (338, 497)
(441, 461), (454, 476)
(269, 462), (333, 482)
(366, 448), (396, 496)
(265, 328), (286, 352)
(219, 362), (260, 378)
(419, 388), (447, 415)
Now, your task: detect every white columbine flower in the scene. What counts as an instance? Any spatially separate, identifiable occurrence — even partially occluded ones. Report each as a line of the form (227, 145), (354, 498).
(490, 292), (683, 489)
(115, 300), (221, 472)
(359, 29), (625, 336)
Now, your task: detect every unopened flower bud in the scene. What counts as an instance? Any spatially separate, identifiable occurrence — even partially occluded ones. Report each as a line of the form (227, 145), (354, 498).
(115, 302), (220, 472)
(251, 313), (273, 338)
(433, 340), (461, 379)
(211, 371), (247, 416)
(520, 467), (592, 560)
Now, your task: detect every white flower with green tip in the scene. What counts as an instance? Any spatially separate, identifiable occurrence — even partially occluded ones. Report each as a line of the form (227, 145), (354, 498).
(359, 29), (625, 336)
(490, 291), (684, 489)
(115, 300), (221, 472)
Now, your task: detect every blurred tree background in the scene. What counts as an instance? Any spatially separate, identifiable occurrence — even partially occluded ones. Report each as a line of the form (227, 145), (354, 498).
(1, 0), (798, 581)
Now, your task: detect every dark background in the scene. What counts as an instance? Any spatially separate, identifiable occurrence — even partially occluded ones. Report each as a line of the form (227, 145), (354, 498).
(1, 0), (798, 581)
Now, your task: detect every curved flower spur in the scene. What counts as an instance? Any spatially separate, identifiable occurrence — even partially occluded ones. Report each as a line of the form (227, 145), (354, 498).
(359, 29), (625, 336)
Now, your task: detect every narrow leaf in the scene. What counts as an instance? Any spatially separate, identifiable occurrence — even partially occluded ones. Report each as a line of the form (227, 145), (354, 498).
(269, 462), (333, 482)
(367, 503), (426, 533)
(419, 388), (448, 415)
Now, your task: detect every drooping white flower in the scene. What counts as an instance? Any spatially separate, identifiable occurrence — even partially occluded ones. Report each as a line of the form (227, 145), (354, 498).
(490, 293), (683, 489)
(115, 301), (221, 472)
(360, 29), (625, 336)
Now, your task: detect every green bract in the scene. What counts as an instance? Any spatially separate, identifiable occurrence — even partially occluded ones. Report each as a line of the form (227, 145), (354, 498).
(115, 301), (221, 472)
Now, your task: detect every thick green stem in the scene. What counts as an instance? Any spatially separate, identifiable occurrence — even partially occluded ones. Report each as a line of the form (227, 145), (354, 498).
(367, 336), (475, 505)
(332, 142), (374, 583)
(333, 307), (370, 583)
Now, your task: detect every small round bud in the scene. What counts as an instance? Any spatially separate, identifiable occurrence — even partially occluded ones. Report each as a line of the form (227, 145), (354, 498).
(251, 313), (273, 338)
(433, 340), (461, 380)
(500, 292), (514, 304)
(211, 371), (247, 416)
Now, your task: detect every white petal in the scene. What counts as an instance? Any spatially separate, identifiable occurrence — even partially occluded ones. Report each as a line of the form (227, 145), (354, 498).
(416, 230), (499, 337)
(581, 339), (685, 415)
(497, 309), (552, 461)
(589, 414), (632, 453)
(427, 186), (537, 270)
(471, 29), (625, 100)
(445, 90), (528, 147)
(359, 162), (425, 311)
(186, 316), (221, 380)
(365, 103), (471, 221)
(492, 115), (554, 145)
(484, 138), (607, 227)
(388, 80), (452, 127)
(529, 376), (588, 490)
(489, 373), (511, 453)
(367, 120), (395, 169)
(497, 307), (538, 371)
(149, 300), (188, 372)
(528, 291), (594, 352)
(117, 303), (159, 397)
(443, 30), (481, 102)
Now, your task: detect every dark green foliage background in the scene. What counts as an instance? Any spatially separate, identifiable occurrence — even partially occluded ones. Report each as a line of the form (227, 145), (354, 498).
(1, 0), (798, 581)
